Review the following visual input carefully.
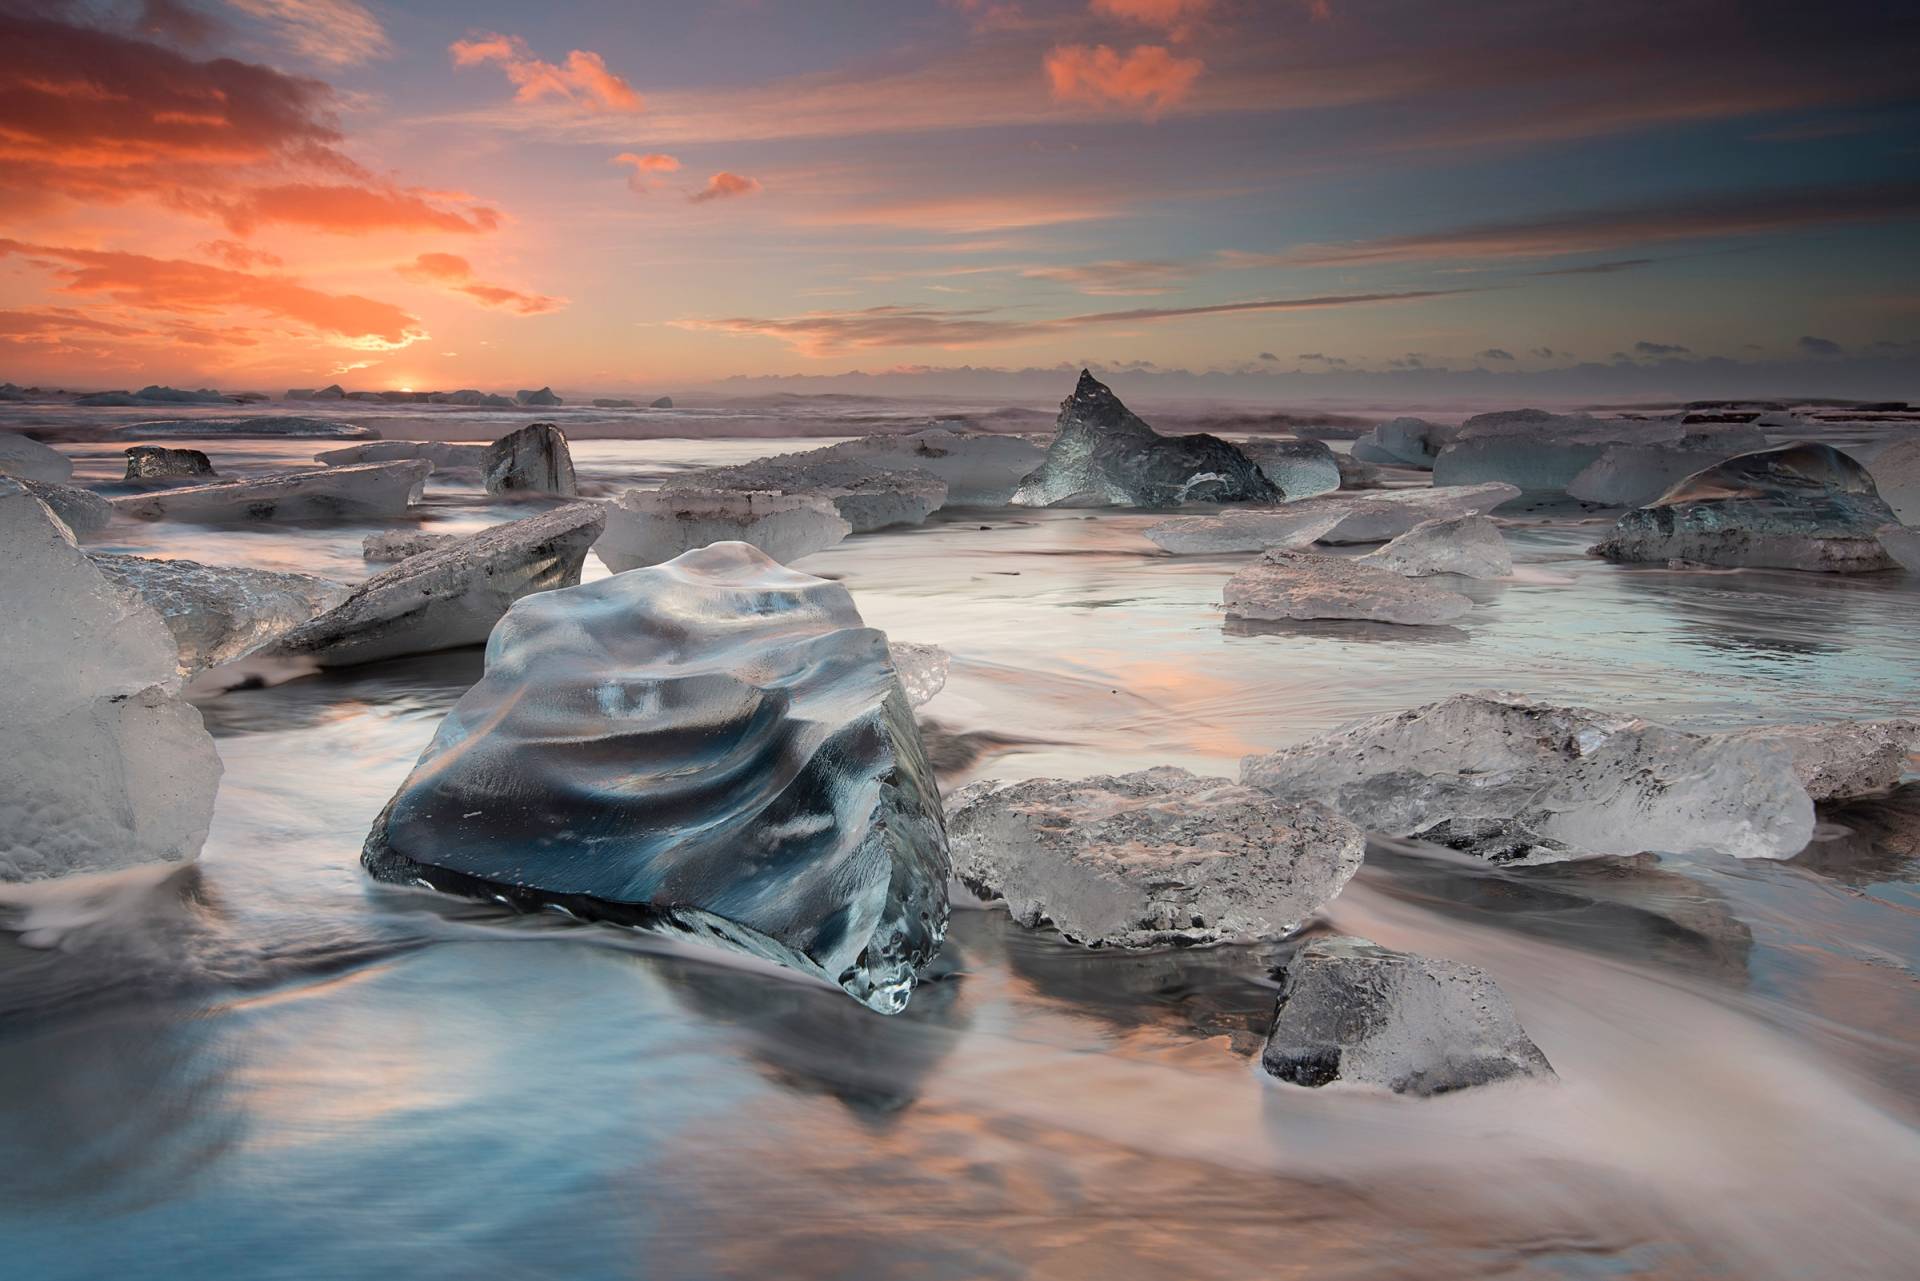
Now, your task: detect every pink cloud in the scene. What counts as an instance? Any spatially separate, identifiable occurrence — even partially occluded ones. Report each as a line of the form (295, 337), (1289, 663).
(1089, 0), (1213, 42)
(451, 32), (641, 112)
(689, 171), (762, 203)
(1044, 44), (1202, 115)
(0, 238), (426, 349)
(397, 253), (566, 316)
(612, 151), (681, 194)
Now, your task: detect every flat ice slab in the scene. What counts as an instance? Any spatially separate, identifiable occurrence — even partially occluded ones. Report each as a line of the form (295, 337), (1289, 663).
(948, 767), (1363, 947)
(110, 460), (430, 523)
(271, 502), (605, 667)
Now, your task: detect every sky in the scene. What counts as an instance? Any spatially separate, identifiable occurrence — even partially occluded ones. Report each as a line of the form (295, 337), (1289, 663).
(2, 0), (1918, 401)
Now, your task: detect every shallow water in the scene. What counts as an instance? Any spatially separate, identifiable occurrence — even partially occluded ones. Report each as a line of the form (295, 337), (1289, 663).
(3, 419), (1919, 1279)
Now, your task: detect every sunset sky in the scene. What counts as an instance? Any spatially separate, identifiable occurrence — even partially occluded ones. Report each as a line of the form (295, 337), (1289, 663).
(3, 0), (1917, 398)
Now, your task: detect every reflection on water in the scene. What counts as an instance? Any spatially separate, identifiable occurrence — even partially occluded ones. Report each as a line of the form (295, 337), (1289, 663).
(2, 425), (1919, 1278)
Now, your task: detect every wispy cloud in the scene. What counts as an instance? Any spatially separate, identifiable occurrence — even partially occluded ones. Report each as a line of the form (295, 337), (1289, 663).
(0, 238), (425, 350)
(451, 32), (642, 112)
(1090, 0), (1215, 42)
(1528, 258), (1656, 277)
(226, 0), (391, 66)
(1283, 181), (1920, 266)
(397, 253), (565, 316)
(681, 288), (1470, 355)
(1019, 259), (1195, 295)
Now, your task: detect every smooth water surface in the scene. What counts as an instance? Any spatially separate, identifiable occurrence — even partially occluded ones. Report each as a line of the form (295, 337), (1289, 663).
(3, 419), (1918, 1280)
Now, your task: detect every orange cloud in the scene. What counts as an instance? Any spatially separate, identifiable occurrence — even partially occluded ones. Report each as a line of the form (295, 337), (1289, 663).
(1044, 44), (1202, 115)
(451, 32), (641, 112)
(689, 171), (762, 203)
(204, 183), (503, 236)
(397, 253), (566, 316)
(0, 239), (426, 350)
(1089, 0), (1213, 41)
(612, 151), (681, 194)
(198, 239), (285, 270)
(0, 13), (500, 239)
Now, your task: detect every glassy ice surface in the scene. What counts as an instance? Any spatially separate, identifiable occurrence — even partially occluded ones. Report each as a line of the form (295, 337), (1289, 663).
(2, 410), (1920, 1278)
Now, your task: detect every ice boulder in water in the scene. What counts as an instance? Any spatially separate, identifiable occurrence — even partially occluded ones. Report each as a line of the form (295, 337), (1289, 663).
(886, 641), (950, 708)
(1879, 523), (1920, 573)
(807, 428), (1048, 506)
(110, 461), (430, 523)
(1236, 438), (1342, 499)
(947, 768), (1363, 948)
(1867, 438), (1920, 524)
(1262, 937), (1553, 1095)
(663, 456), (946, 532)
(361, 542), (950, 1012)
(1241, 691), (1814, 861)
(596, 488), (850, 571)
(0, 432), (73, 483)
(1357, 514), (1511, 578)
(271, 503), (604, 667)
(1591, 442), (1901, 572)
(1350, 417), (1459, 469)
(0, 480), (221, 881)
(484, 423), (577, 496)
(1011, 371), (1279, 508)
(1566, 444), (1757, 508)
(94, 554), (349, 676)
(515, 386), (562, 407)
(1434, 411), (1766, 494)
(16, 479), (111, 536)
(317, 441), (489, 470)
(1715, 719), (1918, 803)
(1224, 551), (1474, 626)
(124, 445), (214, 481)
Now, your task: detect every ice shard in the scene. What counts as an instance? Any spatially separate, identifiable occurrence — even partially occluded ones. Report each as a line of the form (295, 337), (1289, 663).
(124, 445), (215, 481)
(1357, 513), (1512, 578)
(663, 455), (947, 532)
(948, 767), (1362, 947)
(0, 480), (221, 881)
(596, 488), (850, 571)
(1223, 551), (1475, 625)
(1237, 438), (1342, 499)
(1591, 442), (1901, 572)
(1262, 937), (1554, 1095)
(484, 423), (577, 496)
(0, 431), (73, 483)
(110, 460), (430, 523)
(1241, 691), (1814, 861)
(271, 502), (604, 666)
(1011, 371), (1279, 508)
(94, 554), (349, 676)
(361, 542), (950, 1012)
(809, 428), (1049, 506)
